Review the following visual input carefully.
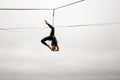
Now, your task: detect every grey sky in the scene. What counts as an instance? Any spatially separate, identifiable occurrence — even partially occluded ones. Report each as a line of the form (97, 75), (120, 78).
(0, 0), (120, 80)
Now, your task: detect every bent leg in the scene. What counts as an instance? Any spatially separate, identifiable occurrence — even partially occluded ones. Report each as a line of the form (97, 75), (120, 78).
(41, 36), (52, 47)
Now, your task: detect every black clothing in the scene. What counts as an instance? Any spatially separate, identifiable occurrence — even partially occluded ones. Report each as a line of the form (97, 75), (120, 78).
(41, 23), (58, 46)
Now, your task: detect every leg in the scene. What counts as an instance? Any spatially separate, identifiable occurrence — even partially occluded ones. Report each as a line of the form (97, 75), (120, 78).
(41, 36), (52, 47)
(50, 27), (55, 36)
(47, 23), (55, 36)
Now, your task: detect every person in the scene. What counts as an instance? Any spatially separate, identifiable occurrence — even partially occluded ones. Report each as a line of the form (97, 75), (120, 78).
(41, 20), (59, 51)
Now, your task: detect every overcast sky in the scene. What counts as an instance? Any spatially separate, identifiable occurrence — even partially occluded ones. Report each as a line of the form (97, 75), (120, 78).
(0, 0), (120, 80)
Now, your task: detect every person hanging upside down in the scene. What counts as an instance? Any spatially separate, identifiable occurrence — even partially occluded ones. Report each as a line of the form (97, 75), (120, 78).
(41, 20), (59, 51)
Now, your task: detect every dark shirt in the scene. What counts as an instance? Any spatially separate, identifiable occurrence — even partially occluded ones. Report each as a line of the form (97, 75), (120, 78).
(51, 36), (58, 46)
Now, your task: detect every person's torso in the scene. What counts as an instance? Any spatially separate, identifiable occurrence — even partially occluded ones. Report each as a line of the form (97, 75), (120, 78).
(51, 36), (58, 46)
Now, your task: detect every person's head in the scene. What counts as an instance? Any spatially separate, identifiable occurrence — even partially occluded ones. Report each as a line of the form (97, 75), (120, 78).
(51, 45), (59, 51)
(51, 45), (56, 51)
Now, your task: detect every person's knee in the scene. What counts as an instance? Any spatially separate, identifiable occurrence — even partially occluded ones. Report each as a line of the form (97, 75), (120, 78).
(52, 27), (54, 30)
(50, 27), (54, 30)
(41, 39), (44, 43)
